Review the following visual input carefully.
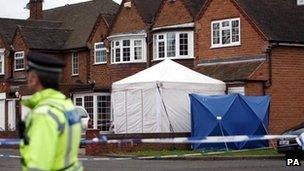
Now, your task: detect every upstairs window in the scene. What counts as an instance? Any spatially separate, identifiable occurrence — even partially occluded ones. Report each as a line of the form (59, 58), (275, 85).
(211, 18), (240, 48)
(153, 31), (194, 60)
(94, 42), (107, 64)
(72, 52), (79, 76)
(0, 50), (4, 75)
(111, 38), (145, 64)
(14, 51), (25, 71)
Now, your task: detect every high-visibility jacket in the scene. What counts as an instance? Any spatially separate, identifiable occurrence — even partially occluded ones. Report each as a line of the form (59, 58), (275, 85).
(20, 89), (83, 171)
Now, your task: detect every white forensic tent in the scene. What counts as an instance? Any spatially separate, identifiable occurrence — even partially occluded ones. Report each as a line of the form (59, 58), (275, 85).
(112, 59), (226, 134)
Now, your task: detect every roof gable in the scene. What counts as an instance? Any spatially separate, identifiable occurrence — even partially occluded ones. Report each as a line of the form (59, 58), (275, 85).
(43, 0), (119, 49)
(183, 0), (207, 17)
(197, 0), (304, 44)
(154, 0), (194, 28)
(109, 0), (148, 35)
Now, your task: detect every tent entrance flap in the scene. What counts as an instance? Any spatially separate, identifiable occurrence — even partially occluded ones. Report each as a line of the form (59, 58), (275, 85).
(190, 93), (270, 150)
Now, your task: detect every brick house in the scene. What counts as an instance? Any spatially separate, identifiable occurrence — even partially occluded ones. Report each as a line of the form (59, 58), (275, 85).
(82, 0), (162, 132)
(151, 0), (206, 68)
(194, 0), (304, 134)
(1, 0), (303, 137)
(0, 0), (119, 132)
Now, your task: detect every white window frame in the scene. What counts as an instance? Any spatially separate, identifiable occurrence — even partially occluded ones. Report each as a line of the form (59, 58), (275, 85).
(153, 31), (194, 60)
(110, 38), (146, 64)
(14, 51), (25, 71)
(94, 42), (107, 64)
(72, 52), (79, 76)
(211, 18), (241, 48)
(73, 93), (111, 131)
(0, 49), (4, 75)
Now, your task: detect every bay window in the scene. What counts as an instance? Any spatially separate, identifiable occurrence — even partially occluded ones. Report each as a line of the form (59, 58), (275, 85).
(111, 38), (146, 64)
(153, 31), (194, 60)
(211, 18), (240, 48)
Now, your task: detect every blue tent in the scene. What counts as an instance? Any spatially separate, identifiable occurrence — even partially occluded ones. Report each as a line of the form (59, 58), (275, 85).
(190, 93), (270, 150)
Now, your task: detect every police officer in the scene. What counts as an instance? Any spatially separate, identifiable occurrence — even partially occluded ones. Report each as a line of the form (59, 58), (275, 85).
(19, 52), (83, 171)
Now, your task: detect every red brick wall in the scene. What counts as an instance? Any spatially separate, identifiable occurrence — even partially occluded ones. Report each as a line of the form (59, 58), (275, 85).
(12, 31), (29, 79)
(85, 130), (190, 155)
(266, 47), (304, 134)
(61, 51), (88, 85)
(88, 19), (111, 89)
(110, 0), (146, 35)
(154, 0), (193, 28)
(109, 63), (147, 83)
(245, 82), (264, 96)
(195, 0), (268, 64)
(152, 59), (194, 69)
(249, 61), (269, 81)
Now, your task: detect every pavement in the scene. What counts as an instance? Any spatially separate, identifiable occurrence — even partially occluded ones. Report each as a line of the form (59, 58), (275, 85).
(0, 149), (303, 171)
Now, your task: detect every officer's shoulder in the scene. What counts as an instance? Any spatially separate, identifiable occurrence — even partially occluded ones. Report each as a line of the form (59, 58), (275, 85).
(32, 105), (54, 115)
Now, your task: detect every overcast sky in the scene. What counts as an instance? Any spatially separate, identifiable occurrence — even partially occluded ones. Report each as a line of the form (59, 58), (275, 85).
(0, 0), (122, 19)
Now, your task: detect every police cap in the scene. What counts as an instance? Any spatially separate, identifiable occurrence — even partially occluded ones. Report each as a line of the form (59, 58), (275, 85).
(28, 52), (65, 73)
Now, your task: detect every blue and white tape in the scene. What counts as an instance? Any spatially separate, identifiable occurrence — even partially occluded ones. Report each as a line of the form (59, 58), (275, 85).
(0, 134), (302, 149)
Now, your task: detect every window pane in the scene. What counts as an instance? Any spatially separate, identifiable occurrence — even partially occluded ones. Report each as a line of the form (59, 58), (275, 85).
(15, 52), (24, 70)
(72, 52), (79, 75)
(179, 33), (188, 56)
(84, 96), (94, 127)
(158, 41), (165, 58)
(222, 29), (231, 45)
(212, 23), (220, 45)
(134, 40), (142, 60)
(232, 20), (240, 43)
(75, 98), (83, 106)
(123, 40), (130, 46)
(95, 43), (104, 49)
(123, 40), (130, 61)
(115, 48), (120, 62)
(222, 21), (229, 27)
(167, 33), (176, 57)
(97, 95), (111, 131)
(123, 48), (130, 61)
(96, 50), (106, 63)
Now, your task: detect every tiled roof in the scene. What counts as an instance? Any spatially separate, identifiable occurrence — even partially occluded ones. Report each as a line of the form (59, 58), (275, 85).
(43, 0), (119, 49)
(197, 55), (266, 81)
(184, 0), (207, 17)
(133, 0), (162, 23)
(18, 26), (72, 50)
(236, 0), (304, 43)
(0, 18), (62, 46)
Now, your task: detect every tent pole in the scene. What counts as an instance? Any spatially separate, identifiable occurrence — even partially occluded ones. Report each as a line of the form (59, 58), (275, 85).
(156, 83), (174, 133)
(125, 91), (128, 133)
(218, 119), (229, 151)
(141, 89), (144, 133)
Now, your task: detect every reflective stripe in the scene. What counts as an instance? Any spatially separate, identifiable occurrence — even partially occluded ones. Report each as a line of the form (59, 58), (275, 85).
(47, 110), (65, 135)
(65, 126), (73, 167)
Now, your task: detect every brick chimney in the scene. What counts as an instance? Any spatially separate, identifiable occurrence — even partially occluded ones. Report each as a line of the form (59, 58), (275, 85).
(27, 0), (43, 20)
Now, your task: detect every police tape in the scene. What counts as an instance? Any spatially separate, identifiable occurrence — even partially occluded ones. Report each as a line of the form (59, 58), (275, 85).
(0, 134), (303, 148)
